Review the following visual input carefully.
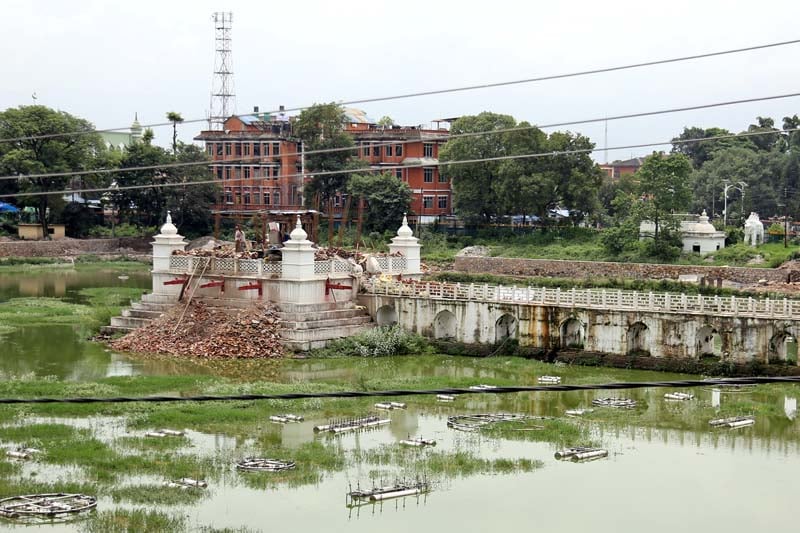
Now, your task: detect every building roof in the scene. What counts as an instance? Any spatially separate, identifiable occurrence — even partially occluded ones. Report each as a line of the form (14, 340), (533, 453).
(344, 107), (376, 124)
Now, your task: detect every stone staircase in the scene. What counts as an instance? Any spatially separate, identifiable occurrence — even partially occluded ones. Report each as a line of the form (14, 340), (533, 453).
(104, 292), (176, 335)
(277, 301), (374, 352)
(105, 294), (375, 351)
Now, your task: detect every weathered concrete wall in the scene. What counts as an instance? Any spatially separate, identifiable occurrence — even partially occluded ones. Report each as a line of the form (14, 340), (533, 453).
(359, 293), (800, 363)
(0, 237), (151, 258)
(454, 256), (789, 284)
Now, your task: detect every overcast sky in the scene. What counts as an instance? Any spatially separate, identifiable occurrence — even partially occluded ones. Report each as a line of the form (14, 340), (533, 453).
(3, 0), (800, 162)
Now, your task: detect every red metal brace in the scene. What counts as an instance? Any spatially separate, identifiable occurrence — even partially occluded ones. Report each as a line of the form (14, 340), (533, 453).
(199, 279), (225, 294)
(325, 278), (353, 296)
(238, 281), (263, 297)
(163, 277), (188, 286)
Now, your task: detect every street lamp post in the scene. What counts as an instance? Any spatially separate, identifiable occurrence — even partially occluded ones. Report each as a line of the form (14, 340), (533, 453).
(723, 181), (747, 227)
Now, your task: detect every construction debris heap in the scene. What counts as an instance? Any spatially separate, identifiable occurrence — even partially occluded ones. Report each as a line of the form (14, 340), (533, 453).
(111, 302), (284, 358)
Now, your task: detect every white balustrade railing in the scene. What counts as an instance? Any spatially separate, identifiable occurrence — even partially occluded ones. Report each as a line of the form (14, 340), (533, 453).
(361, 279), (800, 320)
(168, 255), (357, 278)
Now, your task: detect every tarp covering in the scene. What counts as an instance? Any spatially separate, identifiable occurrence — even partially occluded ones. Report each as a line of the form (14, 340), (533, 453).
(0, 202), (19, 213)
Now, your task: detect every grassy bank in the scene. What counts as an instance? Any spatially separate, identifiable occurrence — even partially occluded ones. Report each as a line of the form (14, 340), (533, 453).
(0, 256), (150, 273)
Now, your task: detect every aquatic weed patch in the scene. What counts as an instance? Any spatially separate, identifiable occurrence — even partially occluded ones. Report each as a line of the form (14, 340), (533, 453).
(109, 484), (207, 506)
(81, 508), (186, 533)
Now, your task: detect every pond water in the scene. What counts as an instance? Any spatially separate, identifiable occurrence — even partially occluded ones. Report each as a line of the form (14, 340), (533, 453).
(2, 270), (800, 532)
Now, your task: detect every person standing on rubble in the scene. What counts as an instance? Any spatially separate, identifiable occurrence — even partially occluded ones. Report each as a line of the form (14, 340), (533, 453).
(235, 224), (246, 253)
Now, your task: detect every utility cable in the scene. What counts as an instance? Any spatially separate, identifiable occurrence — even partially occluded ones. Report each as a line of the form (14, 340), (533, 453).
(1, 37), (799, 144)
(2, 127), (798, 200)
(3, 91), (800, 182)
(0, 375), (798, 405)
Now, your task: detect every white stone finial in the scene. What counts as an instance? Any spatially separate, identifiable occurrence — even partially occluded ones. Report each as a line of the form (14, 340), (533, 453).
(289, 215), (308, 241)
(397, 212), (413, 238)
(160, 210), (178, 236)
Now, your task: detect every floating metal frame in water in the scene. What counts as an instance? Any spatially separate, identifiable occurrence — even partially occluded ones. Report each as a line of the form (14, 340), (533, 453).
(538, 375), (562, 384)
(314, 415), (391, 434)
(400, 436), (437, 447)
(591, 397), (638, 409)
(709, 415), (755, 429)
(163, 478), (208, 489)
(374, 402), (407, 410)
(347, 480), (431, 507)
(269, 414), (304, 424)
(145, 428), (185, 438)
(664, 392), (694, 401)
(0, 493), (97, 521)
(447, 413), (541, 432)
(5, 447), (42, 460)
(236, 457), (296, 472)
(554, 447), (609, 462)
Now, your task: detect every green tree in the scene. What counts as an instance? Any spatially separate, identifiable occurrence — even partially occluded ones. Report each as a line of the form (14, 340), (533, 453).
(0, 105), (104, 238)
(347, 172), (412, 233)
(671, 126), (749, 169)
(294, 103), (356, 205)
(166, 143), (217, 237)
(746, 116), (782, 152)
(377, 116), (395, 127)
(165, 111), (184, 155)
(637, 152), (693, 240)
(439, 112), (516, 223)
(113, 133), (171, 228)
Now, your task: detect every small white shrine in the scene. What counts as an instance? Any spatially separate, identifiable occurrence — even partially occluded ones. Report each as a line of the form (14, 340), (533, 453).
(743, 212), (765, 247)
(639, 211), (726, 254)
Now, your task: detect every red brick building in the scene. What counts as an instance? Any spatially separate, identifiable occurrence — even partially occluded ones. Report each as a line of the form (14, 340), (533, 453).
(344, 110), (451, 221)
(194, 107), (453, 222)
(599, 156), (645, 180)
(194, 109), (304, 215)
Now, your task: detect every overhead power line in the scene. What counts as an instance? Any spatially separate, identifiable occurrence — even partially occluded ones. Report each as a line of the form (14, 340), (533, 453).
(0, 375), (797, 405)
(1, 37), (799, 144)
(2, 91), (800, 182)
(3, 127), (798, 200)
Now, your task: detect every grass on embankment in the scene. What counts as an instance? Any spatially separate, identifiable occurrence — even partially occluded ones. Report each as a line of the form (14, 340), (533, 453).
(0, 286), (147, 337)
(0, 256), (149, 273)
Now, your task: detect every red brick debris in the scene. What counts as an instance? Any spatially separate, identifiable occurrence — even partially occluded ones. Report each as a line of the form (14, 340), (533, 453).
(111, 301), (285, 359)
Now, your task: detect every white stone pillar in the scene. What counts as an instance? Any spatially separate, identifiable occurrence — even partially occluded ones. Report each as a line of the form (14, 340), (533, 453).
(281, 216), (315, 280)
(151, 211), (188, 271)
(151, 211), (188, 296)
(389, 214), (422, 275)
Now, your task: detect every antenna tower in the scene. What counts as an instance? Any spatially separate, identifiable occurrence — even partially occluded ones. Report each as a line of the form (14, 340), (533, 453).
(209, 12), (236, 130)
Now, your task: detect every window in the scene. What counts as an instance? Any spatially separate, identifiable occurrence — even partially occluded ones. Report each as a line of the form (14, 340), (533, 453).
(224, 143), (231, 156)
(225, 167), (232, 181)
(297, 142), (303, 155)
(395, 144), (403, 156)
(438, 195), (448, 209)
(244, 167), (251, 179)
(263, 143), (270, 156)
(253, 143), (261, 156)
(215, 143), (222, 156)
(373, 145), (380, 156)
(244, 188), (251, 204)
(273, 191), (280, 206)
(272, 166), (279, 178)
(438, 172), (448, 183)
(272, 143), (280, 156)
(334, 195), (341, 207)
(423, 143), (433, 157)
(423, 196), (433, 209)
(216, 167), (223, 181)
(263, 191), (270, 205)
(206, 144), (213, 155)
(424, 168), (434, 182)
(234, 190), (241, 205)
(386, 145), (393, 157)
(225, 188), (233, 204)
(235, 144), (241, 156)
(243, 144), (250, 156)
(362, 143), (370, 157)
(395, 168), (403, 179)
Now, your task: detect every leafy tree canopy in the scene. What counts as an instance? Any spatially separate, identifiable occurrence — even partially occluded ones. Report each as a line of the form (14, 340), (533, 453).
(347, 172), (412, 233)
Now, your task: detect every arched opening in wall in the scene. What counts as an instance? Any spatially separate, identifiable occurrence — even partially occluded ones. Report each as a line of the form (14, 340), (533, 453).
(769, 331), (798, 364)
(495, 314), (518, 344)
(433, 310), (457, 340)
(696, 325), (722, 359)
(560, 318), (584, 349)
(627, 322), (649, 355)
(376, 305), (398, 326)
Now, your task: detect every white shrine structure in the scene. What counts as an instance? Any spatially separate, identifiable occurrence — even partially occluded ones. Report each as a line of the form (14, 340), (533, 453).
(639, 211), (726, 254)
(743, 212), (765, 247)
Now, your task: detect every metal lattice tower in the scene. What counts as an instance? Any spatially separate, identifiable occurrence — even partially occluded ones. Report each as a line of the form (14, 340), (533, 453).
(208, 12), (236, 130)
